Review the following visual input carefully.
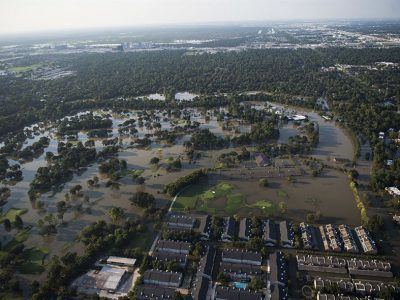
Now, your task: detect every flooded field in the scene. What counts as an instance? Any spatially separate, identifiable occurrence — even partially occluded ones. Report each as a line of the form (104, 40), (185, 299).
(0, 106), (250, 264)
(0, 100), (358, 278)
(271, 102), (354, 161)
(174, 166), (360, 225)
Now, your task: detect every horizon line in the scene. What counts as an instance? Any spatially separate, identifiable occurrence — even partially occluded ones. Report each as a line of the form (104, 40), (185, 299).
(1, 17), (400, 40)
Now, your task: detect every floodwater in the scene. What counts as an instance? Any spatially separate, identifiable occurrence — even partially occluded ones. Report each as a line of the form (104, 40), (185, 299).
(270, 102), (354, 161)
(224, 169), (360, 226)
(0, 107), (249, 260)
(175, 92), (199, 101)
(0, 100), (357, 271)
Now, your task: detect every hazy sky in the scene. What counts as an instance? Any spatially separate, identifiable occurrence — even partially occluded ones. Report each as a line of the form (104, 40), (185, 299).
(1, 0), (400, 34)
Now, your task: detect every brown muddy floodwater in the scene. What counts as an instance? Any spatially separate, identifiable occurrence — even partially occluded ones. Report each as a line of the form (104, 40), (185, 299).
(0, 102), (358, 274)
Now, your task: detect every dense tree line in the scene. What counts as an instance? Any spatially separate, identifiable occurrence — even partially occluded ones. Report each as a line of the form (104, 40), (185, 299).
(30, 219), (146, 299)
(29, 142), (96, 199)
(1, 47), (399, 139)
(164, 169), (207, 196)
(188, 129), (230, 150)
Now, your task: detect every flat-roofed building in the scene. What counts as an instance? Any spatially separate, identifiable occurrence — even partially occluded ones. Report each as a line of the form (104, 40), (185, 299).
(299, 222), (317, 250)
(106, 256), (136, 268)
(354, 226), (378, 255)
(72, 265), (130, 294)
(222, 249), (262, 266)
(347, 258), (392, 278)
(155, 240), (191, 254)
(238, 218), (252, 241)
(317, 294), (351, 300)
(314, 278), (354, 293)
(296, 255), (347, 274)
(221, 217), (236, 242)
(319, 224), (342, 252)
(263, 220), (277, 246)
(143, 270), (183, 287)
(338, 225), (359, 253)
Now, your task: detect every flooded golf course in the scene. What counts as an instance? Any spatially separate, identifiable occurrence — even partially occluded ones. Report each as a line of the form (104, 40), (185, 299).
(0, 100), (358, 278)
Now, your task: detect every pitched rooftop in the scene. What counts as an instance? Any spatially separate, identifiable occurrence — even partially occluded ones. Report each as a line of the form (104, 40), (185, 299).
(238, 218), (252, 241)
(214, 285), (263, 300)
(156, 240), (191, 254)
(222, 249), (262, 266)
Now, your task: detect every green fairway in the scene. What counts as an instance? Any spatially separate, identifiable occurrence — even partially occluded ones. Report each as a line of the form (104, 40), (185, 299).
(226, 193), (245, 214)
(3, 229), (30, 251)
(0, 208), (28, 223)
(126, 169), (144, 177)
(127, 231), (154, 250)
(0, 293), (24, 300)
(174, 182), (259, 215)
(277, 190), (288, 198)
(173, 180), (279, 216)
(9, 63), (43, 73)
(19, 247), (48, 274)
(246, 200), (275, 215)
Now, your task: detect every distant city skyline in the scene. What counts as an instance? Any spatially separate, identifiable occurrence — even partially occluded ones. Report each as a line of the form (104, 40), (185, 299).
(1, 0), (400, 35)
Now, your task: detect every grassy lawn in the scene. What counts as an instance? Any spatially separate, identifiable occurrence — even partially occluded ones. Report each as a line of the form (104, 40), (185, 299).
(19, 247), (48, 274)
(174, 181), (277, 216)
(0, 251), (7, 261)
(173, 184), (204, 211)
(226, 193), (245, 215)
(277, 190), (288, 198)
(124, 169), (144, 177)
(9, 63), (42, 73)
(127, 231), (154, 251)
(3, 228), (30, 250)
(0, 208), (28, 223)
(246, 200), (275, 215)
(0, 293), (24, 300)
(174, 182), (250, 215)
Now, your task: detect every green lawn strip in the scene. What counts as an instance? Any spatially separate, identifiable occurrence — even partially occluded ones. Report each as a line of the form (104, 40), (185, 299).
(198, 182), (233, 211)
(9, 63), (43, 73)
(225, 193), (245, 215)
(118, 169), (144, 178)
(215, 182), (233, 194)
(0, 293), (24, 300)
(0, 208), (28, 223)
(127, 232), (153, 251)
(277, 190), (288, 198)
(19, 247), (49, 275)
(174, 182), (234, 213)
(173, 184), (206, 211)
(60, 241), (76, 254)
(3, 228), (30, 251)
(164, 157), (174, 163)
(0, 251), (7, 261)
